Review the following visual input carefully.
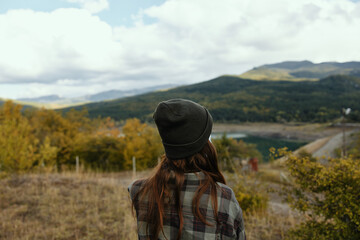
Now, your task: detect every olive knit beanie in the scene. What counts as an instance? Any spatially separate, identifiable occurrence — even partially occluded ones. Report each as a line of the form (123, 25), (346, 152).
(153, 99), (213, 159)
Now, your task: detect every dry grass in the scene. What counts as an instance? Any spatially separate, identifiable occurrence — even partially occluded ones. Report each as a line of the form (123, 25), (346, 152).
(224, 166), (300, 240)
(0, 171), (300, 240)
(244, 211), (297, 240)
(0, 172), (137, 240)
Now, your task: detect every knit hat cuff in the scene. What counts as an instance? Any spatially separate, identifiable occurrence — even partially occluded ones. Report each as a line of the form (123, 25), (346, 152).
(163, 108), (212, 159)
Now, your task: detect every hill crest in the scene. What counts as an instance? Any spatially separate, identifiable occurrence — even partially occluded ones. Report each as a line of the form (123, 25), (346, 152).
(240, 60), (360, 81)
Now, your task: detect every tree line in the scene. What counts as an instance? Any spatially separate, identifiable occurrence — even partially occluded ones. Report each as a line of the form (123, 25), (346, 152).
(0, 101), (162, 173)
(0, 101), (262, 173)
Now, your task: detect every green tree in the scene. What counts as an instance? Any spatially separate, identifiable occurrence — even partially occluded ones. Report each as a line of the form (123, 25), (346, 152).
(212, 134), (262, 171)
(73, 134), (124, 171)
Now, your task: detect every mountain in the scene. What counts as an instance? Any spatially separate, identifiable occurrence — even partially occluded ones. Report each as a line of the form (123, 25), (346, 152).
(63, 74), (360, 123)
(239, 61), (360, 81)
(15, 84), (177, 108)
(18, 95), (63, 103)
(86, 85), (177, 102)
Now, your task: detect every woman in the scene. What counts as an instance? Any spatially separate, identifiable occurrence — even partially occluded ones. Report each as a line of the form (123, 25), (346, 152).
(129, 99), (246, 240)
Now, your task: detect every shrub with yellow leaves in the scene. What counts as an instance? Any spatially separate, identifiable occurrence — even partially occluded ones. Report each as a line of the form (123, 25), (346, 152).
(233, 182), (268, 213)
(276, 147), (360, 240)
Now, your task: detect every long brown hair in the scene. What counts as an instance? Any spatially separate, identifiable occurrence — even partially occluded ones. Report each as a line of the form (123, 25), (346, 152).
(132, 140), (226, 240)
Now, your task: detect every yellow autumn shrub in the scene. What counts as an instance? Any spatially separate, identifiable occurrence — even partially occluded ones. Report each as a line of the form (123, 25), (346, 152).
(278, 148), (360, 240)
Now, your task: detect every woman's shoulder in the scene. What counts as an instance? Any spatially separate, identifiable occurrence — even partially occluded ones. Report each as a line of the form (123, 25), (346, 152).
(128, 179), (146, 200)
(216, 182), (237, 201)
(216, 182), (243, 217)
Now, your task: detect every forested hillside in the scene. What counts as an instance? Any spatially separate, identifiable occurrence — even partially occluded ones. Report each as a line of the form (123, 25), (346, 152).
(65, 75), (360, 123)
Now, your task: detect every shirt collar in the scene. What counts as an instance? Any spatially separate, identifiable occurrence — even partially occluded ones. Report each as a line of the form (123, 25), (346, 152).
(184, 171), (206, 180)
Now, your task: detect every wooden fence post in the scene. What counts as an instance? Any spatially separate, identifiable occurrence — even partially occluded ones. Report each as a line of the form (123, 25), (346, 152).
(132, 156), (136, 179)
(76, 156), (79, 174)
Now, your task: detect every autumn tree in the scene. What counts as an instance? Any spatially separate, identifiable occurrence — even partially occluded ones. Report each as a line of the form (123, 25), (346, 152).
(72, 116), (124, 171)
(0, 101), (57, 172)
(27, 108), (81, 169)
(64, 108), (93, 133)
(94, 116), (121, 137)
(121, 118), (162, 170)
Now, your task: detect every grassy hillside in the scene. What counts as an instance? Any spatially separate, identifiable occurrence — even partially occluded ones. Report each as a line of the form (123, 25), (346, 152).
(63, 75), (360, 123)
(240, 61), (360, 81)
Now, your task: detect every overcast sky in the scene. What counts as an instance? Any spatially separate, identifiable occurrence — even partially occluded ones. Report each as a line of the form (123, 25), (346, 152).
(1, 0), (360, 99)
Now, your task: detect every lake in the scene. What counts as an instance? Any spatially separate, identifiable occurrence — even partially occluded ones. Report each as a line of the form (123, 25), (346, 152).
(211, 132), (308, 162)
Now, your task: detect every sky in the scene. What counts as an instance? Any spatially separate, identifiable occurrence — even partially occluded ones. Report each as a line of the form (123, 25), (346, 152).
(0, 0), (360, 99)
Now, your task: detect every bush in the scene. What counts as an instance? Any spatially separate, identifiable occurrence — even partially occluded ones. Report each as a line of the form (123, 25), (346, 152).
(281, 150), (360, 240)
(234, 188), (268, 213)
(231, 176), (268, 213)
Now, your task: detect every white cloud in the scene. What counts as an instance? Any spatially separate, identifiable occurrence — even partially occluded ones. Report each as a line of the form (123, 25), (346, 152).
(113, 0), (360, 80)
(66, 0), (109, 14)
(0, 0), (360, 98)
(0, 8), (122, 85)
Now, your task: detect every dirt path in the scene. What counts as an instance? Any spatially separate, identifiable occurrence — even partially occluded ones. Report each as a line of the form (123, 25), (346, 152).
(313, 130), (358, 159)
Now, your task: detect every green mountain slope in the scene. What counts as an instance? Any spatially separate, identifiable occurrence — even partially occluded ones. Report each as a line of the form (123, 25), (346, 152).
(239, 61), (360, 81)
(64, 75), (360, 123)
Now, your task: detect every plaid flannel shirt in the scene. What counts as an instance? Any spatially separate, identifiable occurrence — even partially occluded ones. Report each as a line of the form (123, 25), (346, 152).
(128, 172), (246, 240)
